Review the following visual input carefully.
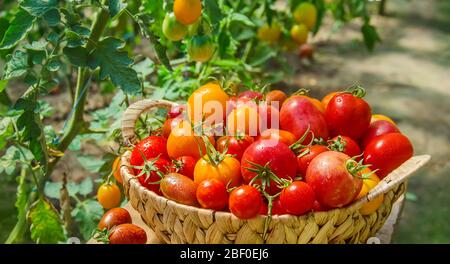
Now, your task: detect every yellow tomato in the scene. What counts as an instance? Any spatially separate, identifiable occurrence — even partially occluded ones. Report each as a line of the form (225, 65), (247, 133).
(187, 82), (230, 124)
(97, 183), (121, 209)
(356, 169), (384, 215)
(290, 24), (309, 45)
(173, 0), (202, 25)
(293, 2), (317, 30)
(227, 105), (259, 136)
(194, 155), (242, 187)
(371, 114), (396, 125)
(257, 23), (282, 44)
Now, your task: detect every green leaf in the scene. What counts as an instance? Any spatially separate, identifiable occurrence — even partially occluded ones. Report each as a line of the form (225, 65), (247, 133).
(133, 57), (154, 80)
(44, 181), (62, 199)
(361, 22), (381, 51)
(72, 200), (104, 240)
(3, 50), (29, 79)
(0, 79), (7, 93)
(46, 57), (61, 71)
(78, 177), (93, 196)
(0, 9), (35, 50)
(76, 155), (104, 173)
(63, 46), (88, 67)
(204, 0), (223, 28)
(88, 37), (141, 95)
(0, 116), (13, 150)
(229, 13), (254, 27)
(15, 98), (41, 141)
(43, 8), (60, 26)
(28, 198), (67, 244)
(218, 30), (230, 58)
(108, 0), (127, 18)
(20, 0), (58, 17)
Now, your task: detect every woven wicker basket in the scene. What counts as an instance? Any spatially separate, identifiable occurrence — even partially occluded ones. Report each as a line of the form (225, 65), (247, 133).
(120, 99), (430, 244)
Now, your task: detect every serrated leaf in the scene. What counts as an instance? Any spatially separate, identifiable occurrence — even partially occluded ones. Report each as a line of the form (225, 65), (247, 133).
(204, 0), (223, 28)
(3, 50), (29, 79)
(20, 0), (58, 17)
(0, 9), (35, 50)
(63, 46), (88, 67)
(88, 37), (141, 95)
(43, 8), (60, 26)
(28, 198), (66, 244)
(72, 200), (103, 240)
(44, 181), (62, 199)
(108, 0), (127, 18)
(78, 177), (93, 196)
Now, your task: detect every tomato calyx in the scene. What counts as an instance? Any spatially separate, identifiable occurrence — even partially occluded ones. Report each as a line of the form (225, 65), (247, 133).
(200, 135), (229, 166)
(345, 156), (376, 180)
(93, 228), (111, 244)
(327, 135), (347, 152)
(130, 153), (166, 184)
(292, 88), (310, 96)
(289, 125), (313, 154)
(345, 84), (367, 98)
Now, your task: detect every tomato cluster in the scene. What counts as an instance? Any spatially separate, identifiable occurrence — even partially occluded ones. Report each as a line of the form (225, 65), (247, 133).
(123, 82), (414, 220)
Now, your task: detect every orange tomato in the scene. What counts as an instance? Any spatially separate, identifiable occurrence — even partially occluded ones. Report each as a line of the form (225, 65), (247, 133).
(173, 0), (202, 25)
(194, 155), (242, 187)
(371, 114), (396, 125)
(167, 120), (215, 159)
(97, 183), (121, 209)
(226, 105), (259, 136)
(356, 169), (384, 215)
(187, 82), (230, 125)
(112, 157), (122, 184)
(265, 90), (287, 106)
(258, 129), (297, 146)
(321, 91), (339, 110)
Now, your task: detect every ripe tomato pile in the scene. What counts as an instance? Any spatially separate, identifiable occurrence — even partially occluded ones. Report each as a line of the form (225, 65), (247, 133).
(125, 83), (414, 220)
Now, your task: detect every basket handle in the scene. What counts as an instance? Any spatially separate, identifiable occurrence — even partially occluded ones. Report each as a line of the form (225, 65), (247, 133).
(353, 155), (430, 208)
(121, 99), (180, 145)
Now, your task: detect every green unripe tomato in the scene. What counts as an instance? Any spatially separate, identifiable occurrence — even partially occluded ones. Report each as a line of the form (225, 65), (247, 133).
(162, 13), (188, 41)
(188, 35), (215, 62)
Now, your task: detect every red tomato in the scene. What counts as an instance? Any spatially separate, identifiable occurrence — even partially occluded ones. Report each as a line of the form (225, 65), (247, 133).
(160, 173), (198, 206)
(305, 151), (363, 208)
(324, 92), (371, 140)
(241, 139), (297, 195)
(280, 96), (329, 143)
(295, 145), (329, 177)
(312, 200), (329, 212)
(258, 198), (286, 215)
(196, 179), (228, 210)
(360, 120), (400, 149)
(238, 90), (264, 101)
(109, 224), (147, 244)
(167, 104), (185, 119)
(170, 156), (196, 179)
(257, 103), (280, 133)
(216, 135), (254, 161)
(328, 135), (361, 157)
(137, 157), (171, 195)
(130, 136), (169, 167)
(229, 185), (263, 219)
(363, 133), (413, 179)
(259, 202), (268, 215)
(257, 129), (297, 146)
(280, 181), (315, 215)
(98, 208), (132, 230)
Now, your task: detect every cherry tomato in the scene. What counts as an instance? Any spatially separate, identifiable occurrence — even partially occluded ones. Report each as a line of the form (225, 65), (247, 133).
(162, 117), (182, 138)
(360, 120), (400, 149)
(293, 2), (317, 30)
(272, 197), (287, 215)
(324, 91), (372, 140)
(216, 135), (254, 161)
(371, 114), (396, 125)
(187, 82), (229, 123)
(229, 185), (263, 219)
(112, 157), (122, 184)
(173, 0), (202, 25)
(241, 139), (297, 195)
(290, 24), (309, 45)
(257, 23), (281, 44)
(259, 202), (268, 215)
(162, 12), (188, 41)
(363, 133), (413, 179)
(129, 136), (169, 168)
(306, 151), (363, 208)
(196, 179), (228, 210)
(170, 156), (196, 179)
(238, 90), (264, 101)
(299, 44), (314, 60)
(97, 183), (121, 209)
(265, 90), (287, 106)
(98, 208), (131, 230)
(160, 173), (198, 206)
(321, 91), (339, 110)
(188, 34), (215, 62)
(257, 129), (297, 146)
(194, 155), (242, 188)
(137, 157), (171, 195)
(295, 145), (329, 177)
(280, 181), (315, 215)
(280, 96), (329, 143)
(355, 168), (384, 215)
(109, 224), (147, 244)
(328, 135), (361, 157)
